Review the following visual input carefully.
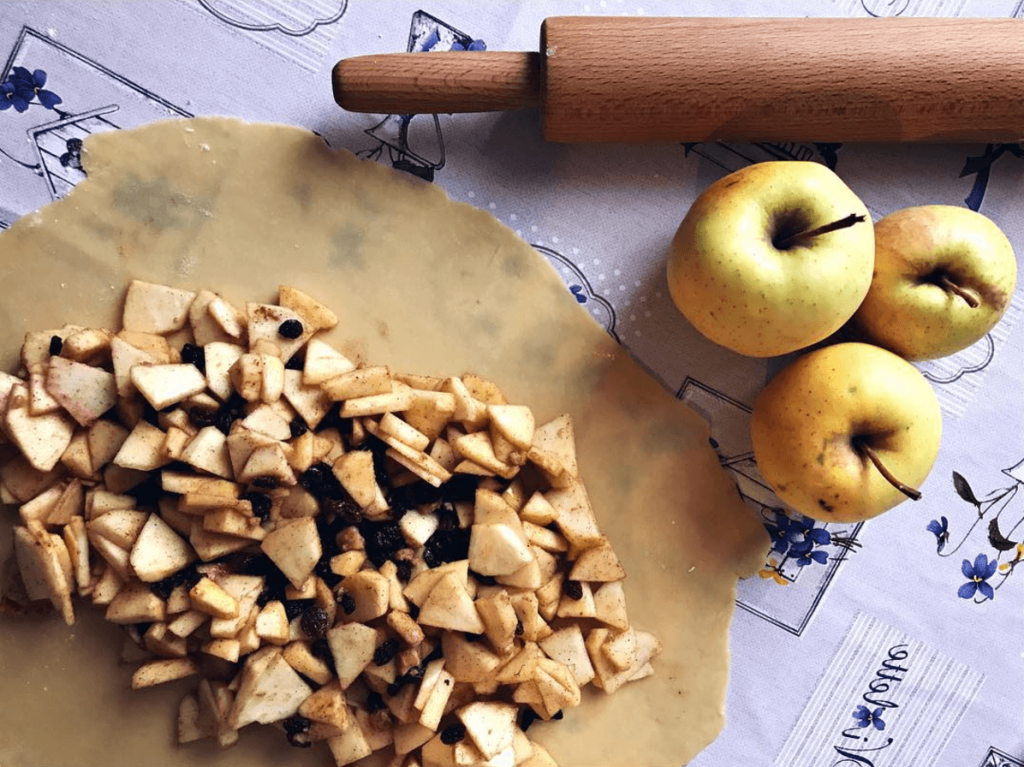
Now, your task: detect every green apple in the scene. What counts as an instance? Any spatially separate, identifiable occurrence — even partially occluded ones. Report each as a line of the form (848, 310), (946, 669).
(851, 205), (1017, 360)
(750, 342), (941, 523)
(666, 161), (874, 357)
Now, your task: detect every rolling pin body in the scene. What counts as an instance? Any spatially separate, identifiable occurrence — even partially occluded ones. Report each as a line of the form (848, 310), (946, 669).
(333, 16), (1024, 143)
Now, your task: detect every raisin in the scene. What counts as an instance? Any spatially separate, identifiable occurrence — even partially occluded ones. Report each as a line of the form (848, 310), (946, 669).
(440, 723), (467, 745)
(314, 557), (342, 589)
(441, 474), (480, 503)
(149, 565), (200, 600)
(300, 605), (329, 639)
(285, 599), (315, 621)
(563, 580), (584, 600)
(284, 354), (304, 371)
(434, 502), (459, 532)
(300, 463), (344, 500)
(48, 335), (63, 356)
(188, 406), (216, 429)
(395, 559), (413, 583)
(471, 571), (497, 587)
(242, 492), (273, 522)
(514, 618), (524, 637)
(282, 716), (312, 748)
(180, 343), (205, 373)
(311, 637), (336, 674)
(359, 521), (405, 568)
(252, 476), (279, 489)
(289, 417), (308, 439)
(127, 472), (165, 510)
(322, 496), (362, 526)
(519, 707), (538, 732)
(552, 710), (564, 720)
(365, 691), (386, 713)
(373, 638), (400, 666)
(422, 527), (470, 569)
(338, 592), (356, 615)
(407, 602), (420, 620)
(278, 319), (304, 339)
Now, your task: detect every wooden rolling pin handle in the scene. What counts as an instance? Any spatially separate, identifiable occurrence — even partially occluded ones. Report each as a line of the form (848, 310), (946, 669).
(333, 51), (540, 114)
(333, 17), (1024, 142)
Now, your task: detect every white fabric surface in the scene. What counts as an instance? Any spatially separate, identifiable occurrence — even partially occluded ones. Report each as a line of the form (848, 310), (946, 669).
(0, 2), (1020, 765)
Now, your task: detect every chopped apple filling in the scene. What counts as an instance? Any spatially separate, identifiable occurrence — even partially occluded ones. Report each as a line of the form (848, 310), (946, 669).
(0, 282), (660, 767)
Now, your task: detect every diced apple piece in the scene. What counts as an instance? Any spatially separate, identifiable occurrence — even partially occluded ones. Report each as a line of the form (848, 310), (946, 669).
(339, 381), (413, 418)
(43, 358), (114, 428)
(556, 580), (596, 619)
(322, 365), (392, 401)
(456, 701), (517, 760)
(378, 412), (430, 451)
(130, 364), (206, 411)
(569, 537), (625, 582)
(586, 628), (662, 695)
(18, 484), (63, 525)
(88, 509), (149, 550)
(399, 509), (439, 548)
(130, 513), (197, 582)
(254, 600), (290, 646)
(487, 405), (534, 454)
(261, 517), (321, 588)
(179, 425), (232, 478)
(469, 524), (533, 577)
(203, 508), (266, 540)
(394, 722), (434, 756)
(6, 387), (75, 472)
(339, 570), (390, 623)
(283, 369), (332, 429)
(403, 560), (469, 607)
(207, 295), (245, 338)
(260, 353), (285, 404)
(544, 480), (603, 552)
(419, 668), (456, 731)
(475, 590), (518, 656)
(238, 442), (296, 486)
(178, 692), (214, 744)
(118, 331), (172, 363)
(453, 432), (517, 480)
(520, 742), (558, 767)
(331, 450), (382, 510)
(229, 649), (312, 728)
(528, 414), (578, 486)
(113, 420), (171, 471)
(106, 580), (167, 624)
(601, 628), (638, 672)
(13, 525), (52, 602)
(592, 581), (629, 631)
(302, 338), (355, 386)
(90, 565), (123, 606)
(241, 404), (291, 441)
(283, 640), (334, 685)
(422, 733), (457, 767)
(539, 625), (595, 686)
(402, 390), (457, 442)
(327, 622), (378, 688)
(86, 419), (129, 474)
(418, 572), (485, 634)
(203, 342), (244, 401)
(246, 302), (311, 362)
(327, 720), (373, 767)
(29, 372), (61, 416)
(123, 280), (196, 334)
(279, 285), (338, 332)
(109, 337), (158, 398)
(189, 577), (239, 619)
(442, 377), (487, 430)
(131, 658), (199, 690)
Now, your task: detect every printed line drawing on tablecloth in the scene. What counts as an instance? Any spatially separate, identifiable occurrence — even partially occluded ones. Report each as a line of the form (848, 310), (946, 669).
(682, 141), (842, 173)
(0, 26), (191, 229)
(192, 0), (348, 72)
(925, 460), (1024, 604)
(677, 377), (861, 636)
(980, 746), (1024, 767)
(356, 10), (485, 182)
(534, 245), (619, 341)
(959, 144), (1023, 212)
(776, 612), (984, 767)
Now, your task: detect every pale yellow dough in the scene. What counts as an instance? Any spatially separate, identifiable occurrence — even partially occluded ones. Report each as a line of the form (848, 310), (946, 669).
(0, 118), (768, 767)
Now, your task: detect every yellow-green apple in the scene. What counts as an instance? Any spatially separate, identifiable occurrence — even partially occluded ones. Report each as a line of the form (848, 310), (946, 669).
(750, 342), (941, 523)
(666, 161), (874, 357)
(851, 205), (1017, 360)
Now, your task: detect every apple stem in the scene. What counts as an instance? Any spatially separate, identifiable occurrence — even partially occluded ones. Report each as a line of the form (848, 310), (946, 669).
(774, 213), (866, 249)
(855, 441), (922, 501)
(936, 275), (981, 308)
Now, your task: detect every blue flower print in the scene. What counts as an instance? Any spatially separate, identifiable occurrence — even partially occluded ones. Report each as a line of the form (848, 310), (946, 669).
(569, 285), (587, 304)
(0, 79), (30, 112)
(794, 548), (829, 567)
(958, 553), (998, 600)
(767, 513), (801, 556)
(450, 39), (486, 51)
(853, 705), (886, 731)
(926, 516), (949, 553)
(10, 67), (62, 109)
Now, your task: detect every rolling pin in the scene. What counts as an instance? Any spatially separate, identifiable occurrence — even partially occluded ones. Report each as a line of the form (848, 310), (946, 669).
(333, 16), (1024, 143)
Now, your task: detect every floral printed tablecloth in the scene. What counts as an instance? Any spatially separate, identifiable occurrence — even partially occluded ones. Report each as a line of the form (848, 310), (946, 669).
(0, 1), (1021, 765)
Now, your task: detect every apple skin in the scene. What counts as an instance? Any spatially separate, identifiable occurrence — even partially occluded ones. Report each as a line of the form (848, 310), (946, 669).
(851, 205), (1017, 360)
(750, 342), (941, 523)
(666, 161), (874, 358)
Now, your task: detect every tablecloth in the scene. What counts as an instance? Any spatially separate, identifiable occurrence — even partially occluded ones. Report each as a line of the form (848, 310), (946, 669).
(0, 1), (1021, 766)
